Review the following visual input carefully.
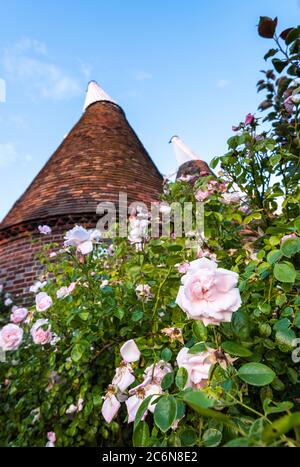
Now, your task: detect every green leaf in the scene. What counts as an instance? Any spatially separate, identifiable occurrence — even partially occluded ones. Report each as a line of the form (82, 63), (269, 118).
(264, 48), (278, 61)
(262, 412), (300, 442)
(114, 308), (125, 320)
(134, 395), (153, 430)
(231, 311), (251, 339)
(79, 312), (89, 321)
(295, 312), (300, 329)
(275, 328), (296, 351)
(274, 262), (296, 283)
(133, 421), (150, 447)
(183, 390), (214, 409)
(294, 217), (300, 234)
(153, 396), (177, 433)
(263, 400), (293, 416)
(132, 310), (143, 321)
(180, 429), (197, 446)
(188, 342), (207, 354)
(202, 428), (222, 447)
(221, 341), (252, 357)
(267, 249), (282, 264)
(175, 367), (188, 390)
(161, 348), (172, 362)
(161, 371), (174, 390)
(281, 237), (300, 258)
(71, 345), (83, 362)
(192, 321), (207, 341)
(269, 153), (281, 166)
(237, 363), (275, 386)
(224, 438), (250, 447)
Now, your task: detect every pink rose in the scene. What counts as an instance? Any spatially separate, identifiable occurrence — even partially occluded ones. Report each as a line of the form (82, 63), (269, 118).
(4, 298), (13, 306)
(176, 257), (241, 325)
(35, 292), (53, 311)
(10, 307), (28, 324)
(101, 387), (121, 424)
(30, 319), (52, 345)
(195, 190), (210, 201)
(126, 383), (162, 423)
(176, 347), (214, 389)
(244, 113), (255, 125)
(0, 324), (23, 351)
(112, 362), (135, 392)
(46, 431), (56, 447)
(38, 225), (52, 235)
(281, 233), (297, 244)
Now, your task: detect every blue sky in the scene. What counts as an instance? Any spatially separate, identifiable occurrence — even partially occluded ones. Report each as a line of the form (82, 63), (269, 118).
(0, 0), (299, 220)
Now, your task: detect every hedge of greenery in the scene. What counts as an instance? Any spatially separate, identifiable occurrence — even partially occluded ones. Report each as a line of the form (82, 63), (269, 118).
(0, 16), (299, 447)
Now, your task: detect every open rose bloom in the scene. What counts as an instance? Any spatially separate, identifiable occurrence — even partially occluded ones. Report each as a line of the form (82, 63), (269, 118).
(176, 257), (241, 325)
(176, 347), (213, 389)
(0, 323), (23, 351)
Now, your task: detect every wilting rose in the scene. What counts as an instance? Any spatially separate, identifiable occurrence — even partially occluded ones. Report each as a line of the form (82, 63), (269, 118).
(101, 386), (121, 424)
(112, 362), (135, 392)
(176, 347), (214, 389)
(161, 327), (184, 344)
(38, 225), (52, 235)
(135, 284), (152, 301)
(10, 307), (28, 324)
(126, 383), (162, 423)
(120, 339), (140, 363)
(0, 324), (23, 351)
(176, 257), (241, 325)
(144, 360), (172, 384)
(36, 292), (53, 312)
(30, 319), (52, 345)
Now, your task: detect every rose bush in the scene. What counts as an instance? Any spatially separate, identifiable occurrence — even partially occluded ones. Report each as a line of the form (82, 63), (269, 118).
(0, 16), (299, 447)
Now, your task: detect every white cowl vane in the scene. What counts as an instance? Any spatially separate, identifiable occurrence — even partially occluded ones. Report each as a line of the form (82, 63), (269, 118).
(83, 80), (116, 111)
(170, 135), (201, 166)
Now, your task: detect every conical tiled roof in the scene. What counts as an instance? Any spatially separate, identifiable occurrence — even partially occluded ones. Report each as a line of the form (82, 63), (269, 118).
(0, 83), (163, 230)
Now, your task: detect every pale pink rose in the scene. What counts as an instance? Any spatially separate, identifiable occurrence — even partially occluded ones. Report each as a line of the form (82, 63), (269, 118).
(197, 249), (217, 262)
(66, 404), (78, 415)
(177, 262), (190, 274)
(64, 226), (98, 255)
(126, 383), (162, 423)
(10, 307), (28, 324)
(222, 192), (241, 204)
(77, 398), (84, 412)
(112, 362), (135, 392)
(29, 280), (47, 293)
(36, 292), (53, 311)
(4, 298), (13, 306)
(100, 280), (109, 288)
(120, 339), (140, 363)
(49, 252), (57, 258)
(176, 257), (241, 325)
(176, 347), (214, 389)
(102, 392), (121, 424)
(4, 379), (10, 386)
(46, 431), (56, 447)
(0, 324), (23, 351)
(144, 361), (172, 384)
(56, 286), (69, 299)
(38, 225), (52, 235)
(244, 113), (255, 125)
(30, 319), (52, 345)
(281, 233), (297, 244)
(68, 282), (76, 293)
(195, 190), (210, 201)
